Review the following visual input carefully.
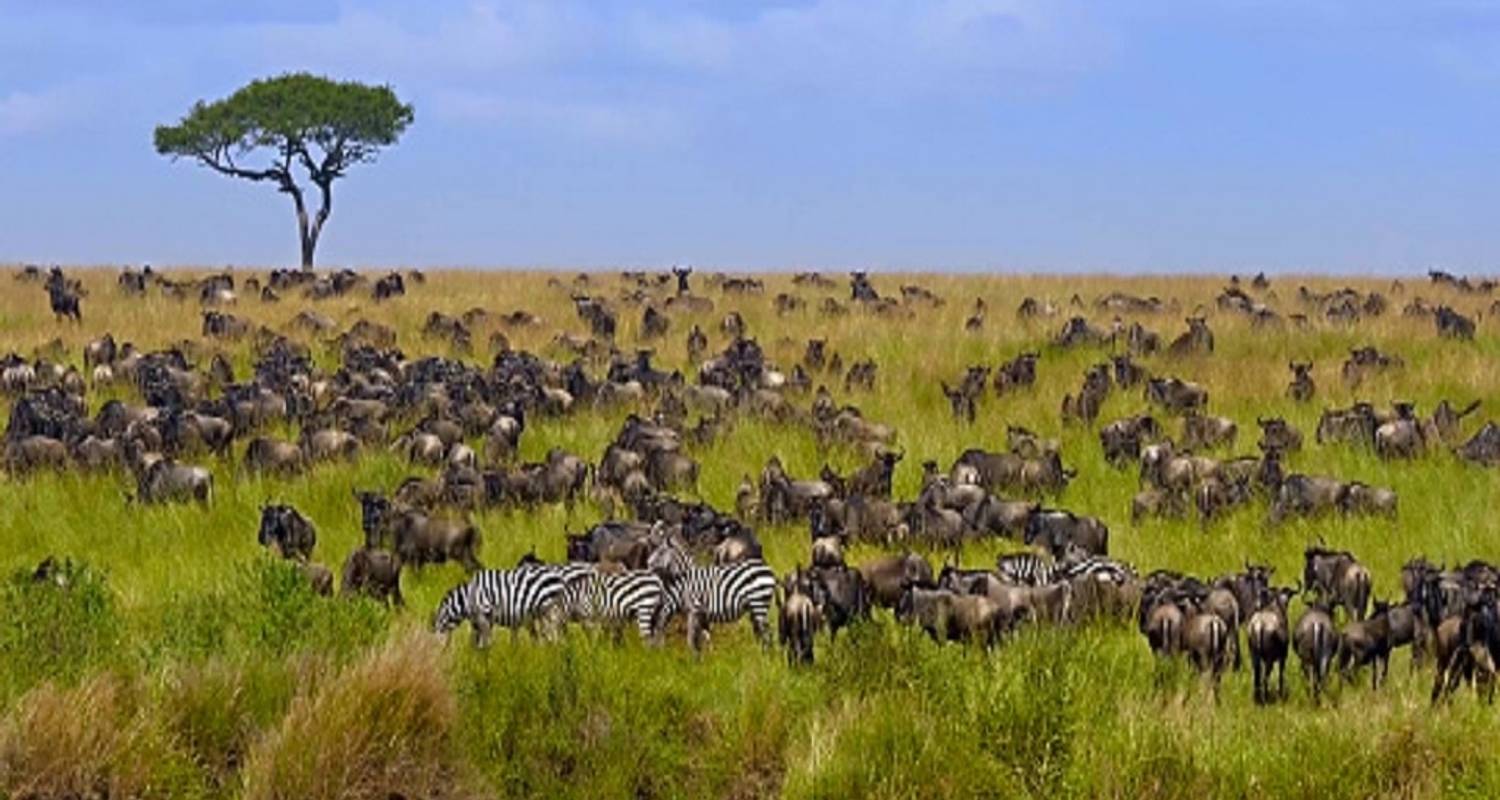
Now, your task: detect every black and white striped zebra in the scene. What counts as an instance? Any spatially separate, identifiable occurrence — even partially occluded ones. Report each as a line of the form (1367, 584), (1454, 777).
(647, 537), (776, 650)
(996, 553), (1065, 586)
(1061, 555), (1137, 585)
(432, 567), (566, 647)
(559, 567), (668, 643)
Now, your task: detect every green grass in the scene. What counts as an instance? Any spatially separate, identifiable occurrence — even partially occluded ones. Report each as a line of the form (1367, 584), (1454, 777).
(1, 268), (1498, 798)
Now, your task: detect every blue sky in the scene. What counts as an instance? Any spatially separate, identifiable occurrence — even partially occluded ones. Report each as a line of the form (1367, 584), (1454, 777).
(2, 0), (1499, 272)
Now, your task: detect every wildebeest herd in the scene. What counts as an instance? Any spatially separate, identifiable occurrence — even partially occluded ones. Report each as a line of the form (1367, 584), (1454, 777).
(6, 263), (1500, 706)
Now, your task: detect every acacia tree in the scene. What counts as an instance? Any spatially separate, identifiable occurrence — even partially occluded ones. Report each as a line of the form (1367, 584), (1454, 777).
(154, 73), (414, 269)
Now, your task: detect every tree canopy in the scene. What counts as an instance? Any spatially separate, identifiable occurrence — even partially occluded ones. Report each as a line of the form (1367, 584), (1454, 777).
(154, 73), (414, 268)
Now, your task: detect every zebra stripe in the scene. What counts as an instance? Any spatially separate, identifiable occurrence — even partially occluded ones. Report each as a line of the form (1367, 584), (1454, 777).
(996, 553), (1064, 587)
(648, 540), (775, 644)
(561, 568), (668, 641)
(433, 567), (566, 636)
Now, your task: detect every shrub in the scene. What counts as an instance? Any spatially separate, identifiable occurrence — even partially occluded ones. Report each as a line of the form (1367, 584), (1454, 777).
(0, 557), (119, 700)
(242, 632), (468, 800)
(0, 674), (207, 799)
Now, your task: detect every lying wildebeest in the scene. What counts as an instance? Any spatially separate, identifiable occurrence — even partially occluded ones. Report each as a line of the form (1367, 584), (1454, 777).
(1304, 546), (1372, 621)
(1256, 417), (1302, 453)
(1342, 482), (1398, 518)
(258, 503), (317, 561)
(341, 546), (404, 606)
(1374, 408), (1427, 460)
(1025, 510), (1108, 557)
(1111, 354), (1149, 389)
(1131, 486), (1187, 523)
(3, 435), (69, 473)
(1457, 422), (1500, 466)
(1181, 413), (1237, 451)
(1341, 345), (1402, 386)
(1144, 377), (1207, 415)
(1166, 316), (1214, 356)
(1294, 602), (1338, 703)
(1287, 362), (1315, 402)
(357, 491), (482, 571)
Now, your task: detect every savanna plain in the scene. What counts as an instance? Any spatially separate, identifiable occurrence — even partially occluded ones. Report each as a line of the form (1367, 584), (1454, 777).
(1, 267), (1498, 800)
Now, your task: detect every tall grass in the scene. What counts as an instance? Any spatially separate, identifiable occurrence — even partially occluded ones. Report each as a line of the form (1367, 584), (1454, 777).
(1, 268), (1498, 797)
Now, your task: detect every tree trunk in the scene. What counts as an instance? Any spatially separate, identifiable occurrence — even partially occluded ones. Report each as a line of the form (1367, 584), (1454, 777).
(289, 184), (315, 270)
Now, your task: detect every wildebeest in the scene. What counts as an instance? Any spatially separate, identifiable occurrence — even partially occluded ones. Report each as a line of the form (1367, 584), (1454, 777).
(1181, 413), (1237, 451)
(1024, 509), (1108, 557)
(1287, 362), (1315, 402)
(1268, 474), (1349, 524)
(780, 569), (824, 665)
(1304, 546), (1372, 621)
(1183, 600), (1233, 689)
(341, 547), (404, 606)
(258, 503), (317, 561)
(895, 582), (1002, 646)
(244, 437), (306, 475)
(1256, 417), (1303, 453)
(1457, 422), (1500, 466)
(1294, 602), (1338, 703)
(1338, 600), (1394, 689)
(1435, 305), (1476, 340)
(357, 491), (483, 571)
(993, 352), (1039, 394)
(1100, 414), (1161, 466)
(1246, 586), (1297, 704)
(1144, 377), (1207, 415)
(133, 457), (213, 504)
(1166, 316), (1214, 356)
(859, 552), (934, 608)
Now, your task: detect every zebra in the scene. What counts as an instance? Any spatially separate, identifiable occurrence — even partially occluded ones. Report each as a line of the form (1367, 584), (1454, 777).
(996, 552), (1065, 587)
(647, 537), (776, 651)
(512, 556), (668, 643)
(560, 567), (669, 643)
(432, 567), (566, 647)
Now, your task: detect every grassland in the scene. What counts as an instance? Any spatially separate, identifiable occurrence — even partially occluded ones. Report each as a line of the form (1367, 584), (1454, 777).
(0, 268), (1498, 799)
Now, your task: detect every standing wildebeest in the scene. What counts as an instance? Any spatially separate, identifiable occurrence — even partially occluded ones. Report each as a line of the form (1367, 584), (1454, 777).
(858, 552), (934, 608)
(1267, 474), (1349, 524)
(133, 458), (213, 504)
(341, 547), (404, 606)
(1024, 510), (1108, 557)
(780, 569), (824, 666)
(1304, 546), (1372, 621)
(847, 450), (902, 499)
(1435, 305), (1476, 340)
(1287, 362), (1315, 402)
(1183, 599), (1233, 690)
(1294, 602), (1338, 703)
(993, 352), (1039, 394)
(244, 437), (307, 475)
(1247, 586), (1297, 704)
(357, 491), (483, 572)
(258, 503), (317, 561)
(1338, 600), (1395, 689)
(1100, 414), (1160, 466)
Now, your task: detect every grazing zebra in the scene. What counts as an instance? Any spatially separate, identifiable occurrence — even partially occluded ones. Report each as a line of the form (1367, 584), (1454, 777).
(647, 537), (776, 651)
(996, 553), (1065, 586)
(1062, 555), (1137, 584)
(432, 567), (566, 647)
(560, 567), (669, 643)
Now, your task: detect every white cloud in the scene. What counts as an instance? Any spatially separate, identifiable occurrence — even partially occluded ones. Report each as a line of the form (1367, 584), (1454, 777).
(0, 86), (88, 138)
(433, 89), (690, 145)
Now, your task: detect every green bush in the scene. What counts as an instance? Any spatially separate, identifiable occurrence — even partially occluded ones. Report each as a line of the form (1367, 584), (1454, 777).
(0, 558), (119, 701)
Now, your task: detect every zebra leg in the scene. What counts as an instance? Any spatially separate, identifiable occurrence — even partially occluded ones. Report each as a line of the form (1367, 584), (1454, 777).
(688, 611), (708, 653)
(751, 606), (771, 648)
(473, 617), (493, 649)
